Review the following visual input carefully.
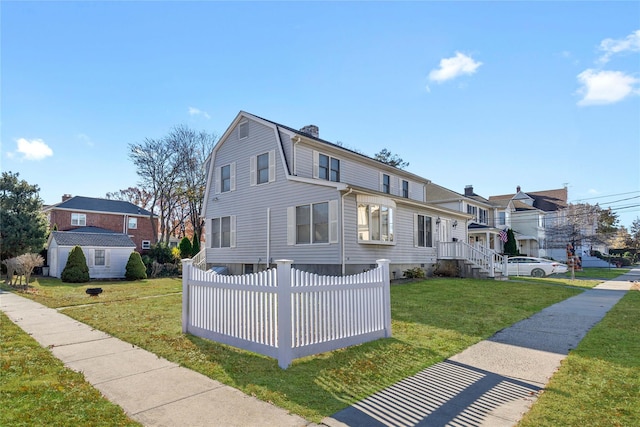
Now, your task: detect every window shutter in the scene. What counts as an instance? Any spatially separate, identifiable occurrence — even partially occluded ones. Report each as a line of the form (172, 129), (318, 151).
(414, 213), (419, 247)
(250, 155), (256, 186)
(230, 215), (236, 248)
(379, 172), (384, 192)
(287, 206), (296, 245)
(230, 162), (236, 191)
(268, 150), (276, 182)
(105, 250), (111, 267)
(88, 249), (95, 266)
(312, 150), (319, 179)
(214, 167), (221, 194)
(329, 200), (338, 244)
(391, 176), (398, 195)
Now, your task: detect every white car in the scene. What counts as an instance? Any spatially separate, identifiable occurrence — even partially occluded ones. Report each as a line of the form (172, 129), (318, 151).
(507, 257), (568, 277)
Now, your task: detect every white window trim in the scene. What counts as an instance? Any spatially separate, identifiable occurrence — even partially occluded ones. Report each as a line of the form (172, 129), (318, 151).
(250, 150), (276, 186)
(238, 121), (249, 139)
(128, 217), (138, 229)
(71, 213), (86, 226)
(356, 195), (396, 245)
(211, 215), (236, 248)
(215, 162), (236, 194)
(287, 200), (338, 245)
(413, 213), (434, 248)
(88, 248), (110, 267)
(313, 151), (340, 182)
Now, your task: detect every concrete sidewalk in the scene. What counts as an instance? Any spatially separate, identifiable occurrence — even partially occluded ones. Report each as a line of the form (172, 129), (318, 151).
(0, 292), (315, 427)
(324, 268), (639, 427)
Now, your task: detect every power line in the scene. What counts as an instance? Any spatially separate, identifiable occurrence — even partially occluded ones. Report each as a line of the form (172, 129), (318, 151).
(571, 191), (640, 203)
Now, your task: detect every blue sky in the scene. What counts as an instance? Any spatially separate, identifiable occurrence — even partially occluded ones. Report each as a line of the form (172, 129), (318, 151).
(2, 1), (639, 228)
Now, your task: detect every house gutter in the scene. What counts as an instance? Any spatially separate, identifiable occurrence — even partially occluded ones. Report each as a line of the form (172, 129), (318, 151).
(341, 187), (353, 275)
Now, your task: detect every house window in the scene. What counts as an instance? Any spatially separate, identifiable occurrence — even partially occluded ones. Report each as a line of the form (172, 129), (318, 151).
(296, 202), (329, 244)
(416, 215), (433, 247)
(358, 203), (394, 243)
(94, 249), (106, 266)
(211, 216), (235, 248)
(318, 154), (340, 182)
(382, 174), (390, 194)
(479, 209), (488, 224)
(402, 180), (409, 198)
(142, 240), (151, 250)
(221, 164), (231, 192)
(238, 121), (249, 139)
(498, 212), (506, 226)
(128, 217), (137, 229)
(71, 213), (86, 226)
(257, 153), (269, 184)
(251, 151), (275, 186)
(467, 205), (478, 221)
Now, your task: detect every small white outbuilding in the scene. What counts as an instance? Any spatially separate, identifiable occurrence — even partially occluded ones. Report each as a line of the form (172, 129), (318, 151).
(47, 227), (136, 279)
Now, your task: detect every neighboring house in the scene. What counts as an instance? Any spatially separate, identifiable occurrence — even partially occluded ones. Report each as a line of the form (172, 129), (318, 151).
(43, 195), (157, 252)
(489, 186), (568, 258)
(426, 184), (509, 253)
(199, 111), (473, 279)
(47, 227), (136, 279)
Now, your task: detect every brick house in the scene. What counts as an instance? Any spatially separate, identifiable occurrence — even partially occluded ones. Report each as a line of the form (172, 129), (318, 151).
(43, 195), (158, 252)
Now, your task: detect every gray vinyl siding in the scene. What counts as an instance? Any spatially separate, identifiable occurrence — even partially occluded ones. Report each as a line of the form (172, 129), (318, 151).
(206, 118), (341, 267)
(294, 143), (425, 202)
(341, 194), (437, 266)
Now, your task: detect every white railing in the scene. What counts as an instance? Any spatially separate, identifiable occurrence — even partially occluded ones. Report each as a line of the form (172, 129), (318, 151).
(181, 258), (392, 369)
(438, 241), (507, 278)
(190, 249), (207, 271)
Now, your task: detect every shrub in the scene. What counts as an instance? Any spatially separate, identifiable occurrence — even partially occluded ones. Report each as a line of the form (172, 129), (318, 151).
(179, 237), (192, 259)
(125, 251), (147, 280)
(61, 246), (89, 283)
(433, 261), (460, 277)
(147, 243), (174, 264)
(191, 233), (201, 255)
(403, 267), (425, 279)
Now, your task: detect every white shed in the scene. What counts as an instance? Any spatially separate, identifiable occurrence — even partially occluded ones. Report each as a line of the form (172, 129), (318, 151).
(47, 227), (137, 279)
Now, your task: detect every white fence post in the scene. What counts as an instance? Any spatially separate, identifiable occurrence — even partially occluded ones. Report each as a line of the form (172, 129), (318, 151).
(377, 259), (392, 338)
(181, 259), (192, 334)
(276, 259), (293, 369)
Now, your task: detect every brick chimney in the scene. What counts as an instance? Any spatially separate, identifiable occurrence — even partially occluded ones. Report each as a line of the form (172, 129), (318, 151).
(300, 125), (319, 138)
(464, 185), (474, 197)
(62, 194), (72, 202)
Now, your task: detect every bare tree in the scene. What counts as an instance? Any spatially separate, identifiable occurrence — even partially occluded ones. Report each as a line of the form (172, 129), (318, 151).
(105, 187), (154, 212)
(129, 125), (217, 245)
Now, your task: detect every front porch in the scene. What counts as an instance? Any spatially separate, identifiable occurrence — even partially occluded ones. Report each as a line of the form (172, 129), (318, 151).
(438, 241), (507, 279)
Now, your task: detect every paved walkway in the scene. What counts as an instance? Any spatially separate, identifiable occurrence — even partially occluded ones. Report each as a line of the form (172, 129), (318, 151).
(1, 268), (637, 427)
(0, 292), (316, 427)
(324, 268), (639, 427)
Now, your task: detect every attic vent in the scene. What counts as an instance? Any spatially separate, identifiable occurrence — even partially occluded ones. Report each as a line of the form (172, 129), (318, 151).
(300, 125), (319, 138)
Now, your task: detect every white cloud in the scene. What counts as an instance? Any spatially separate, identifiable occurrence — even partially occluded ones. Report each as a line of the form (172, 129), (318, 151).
(598, 29), (640, 64)
(576, 69), (639, 106)
(77, 133), (94, 147)
(428, 52), (482, 84)
(12, 138), (54, 161)
(188, 107), (210, 119)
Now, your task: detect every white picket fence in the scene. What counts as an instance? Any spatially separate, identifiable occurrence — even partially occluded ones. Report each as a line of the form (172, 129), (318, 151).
(181, 259), (392, 368)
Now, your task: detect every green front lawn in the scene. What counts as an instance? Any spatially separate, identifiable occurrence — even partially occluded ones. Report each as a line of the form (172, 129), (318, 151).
(0, 311), (140, 427)
(2, 276), (581, 422)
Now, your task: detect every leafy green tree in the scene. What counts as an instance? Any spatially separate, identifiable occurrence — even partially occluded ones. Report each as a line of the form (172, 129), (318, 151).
(125, 252), (147, 280)
(373, 148), (409, 169)
(178, 237), (192, 259)
(0, 171), (48, 260)
(503, 229), (519, 256)
(61, 246), (90, 283)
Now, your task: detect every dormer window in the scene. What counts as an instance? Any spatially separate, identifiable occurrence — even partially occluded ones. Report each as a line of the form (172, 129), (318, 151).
(319, 154), (340, 182)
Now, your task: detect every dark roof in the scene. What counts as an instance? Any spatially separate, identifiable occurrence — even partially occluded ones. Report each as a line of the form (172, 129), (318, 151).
(50, 196), (154, 216)
(50, 229), (136, 248)
(488, 188), (567, 212)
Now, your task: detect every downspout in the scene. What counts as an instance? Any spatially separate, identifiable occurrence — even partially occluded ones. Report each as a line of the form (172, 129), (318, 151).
(341, 187), (353, 275)
(123, 215), (128, 234)
(266, 207), (271, 269)
(293, 136), (300, 176)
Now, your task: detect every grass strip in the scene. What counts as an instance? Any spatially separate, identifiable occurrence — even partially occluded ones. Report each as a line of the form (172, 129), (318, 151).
(518, 290), (640, 427)
(0, 311), (140, 427)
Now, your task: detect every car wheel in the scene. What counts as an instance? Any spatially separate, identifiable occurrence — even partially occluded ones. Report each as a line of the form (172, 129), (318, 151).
(531, 268), (546, 278)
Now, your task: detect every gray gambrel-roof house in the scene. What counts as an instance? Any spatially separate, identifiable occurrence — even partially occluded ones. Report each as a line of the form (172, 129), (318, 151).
(47, 227), (136, 279)
(199, 111), (478, 279)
